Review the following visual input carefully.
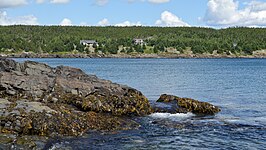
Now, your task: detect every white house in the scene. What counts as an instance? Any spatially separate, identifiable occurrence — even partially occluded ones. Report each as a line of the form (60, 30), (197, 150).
(133, 38), (144, 45)
(80, 40), (98, 47)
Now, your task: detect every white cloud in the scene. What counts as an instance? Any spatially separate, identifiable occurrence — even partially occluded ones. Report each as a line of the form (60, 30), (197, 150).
(204, 0), (266, 27)
(35, 0), (70, 4)
(98, 18), (109, 26)
(204, 0), (240, 25)
(0, 0), (27, 8)
(155, 11), (190, 27)
(60, 18), (72, 26)
(0, 0), (70, 6)
(36, 0), (46, 4)
(50, 0), (70, 4)
(0, 11), (38, 25)
(115, 21), (142, 27)
(95, 0), (109, 6)
(147, 0), (169, 4)
(247, 1), (266, 12)
(17, 15), (38, 25)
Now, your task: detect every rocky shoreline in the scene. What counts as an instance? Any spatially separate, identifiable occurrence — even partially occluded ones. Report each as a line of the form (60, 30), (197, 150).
(155, 94), (220, 115)
(0, 58), (220, 149)
(1, 53), (266, 59)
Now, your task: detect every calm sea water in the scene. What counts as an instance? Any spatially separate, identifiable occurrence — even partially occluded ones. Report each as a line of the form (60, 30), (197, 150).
(15, 58), (266, 149)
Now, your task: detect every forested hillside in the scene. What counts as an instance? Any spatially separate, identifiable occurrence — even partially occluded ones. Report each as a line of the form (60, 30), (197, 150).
(0, 25), (265, 55)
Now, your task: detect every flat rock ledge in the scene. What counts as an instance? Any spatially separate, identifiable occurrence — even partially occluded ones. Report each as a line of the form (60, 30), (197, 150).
(0, 58), (152, 139)
(155, 94), (221, 115)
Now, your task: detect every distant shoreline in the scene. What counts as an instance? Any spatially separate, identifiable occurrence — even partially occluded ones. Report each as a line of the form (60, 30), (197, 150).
(1, 53), (266, 59)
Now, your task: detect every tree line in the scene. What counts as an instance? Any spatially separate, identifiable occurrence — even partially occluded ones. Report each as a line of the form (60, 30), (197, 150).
(0, 25), (265, 55)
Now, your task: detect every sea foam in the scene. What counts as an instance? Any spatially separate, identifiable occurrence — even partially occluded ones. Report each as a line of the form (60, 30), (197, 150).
(149, 112), (194, 121)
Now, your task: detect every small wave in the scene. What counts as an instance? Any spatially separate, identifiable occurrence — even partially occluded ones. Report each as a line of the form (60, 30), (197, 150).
(219, 116), (264, 127)
(48, 141), (71, 150)
(149, 112), (194, 121)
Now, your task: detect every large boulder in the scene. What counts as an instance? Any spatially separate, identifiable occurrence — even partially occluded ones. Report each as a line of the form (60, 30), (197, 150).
(155, 94), (221, 115)
(0, 58), (152, 137)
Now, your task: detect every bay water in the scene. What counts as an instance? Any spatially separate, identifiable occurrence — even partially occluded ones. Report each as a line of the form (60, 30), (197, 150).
(15, 58), (266, 149)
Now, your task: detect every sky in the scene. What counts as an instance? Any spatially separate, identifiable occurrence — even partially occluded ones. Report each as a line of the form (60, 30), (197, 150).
(0, 0), (266, 28)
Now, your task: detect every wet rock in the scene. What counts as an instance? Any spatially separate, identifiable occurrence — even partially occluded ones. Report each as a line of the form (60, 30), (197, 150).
(156, 94), (221, 115)
(0, 134), (49, 150)
(0, 134), (13, 144)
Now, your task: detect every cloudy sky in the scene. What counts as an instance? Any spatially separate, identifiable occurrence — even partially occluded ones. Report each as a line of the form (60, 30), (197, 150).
(0, 0), (266, 27)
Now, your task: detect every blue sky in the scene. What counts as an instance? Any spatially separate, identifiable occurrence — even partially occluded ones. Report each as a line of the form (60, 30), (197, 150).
(0, 0), (266, 27)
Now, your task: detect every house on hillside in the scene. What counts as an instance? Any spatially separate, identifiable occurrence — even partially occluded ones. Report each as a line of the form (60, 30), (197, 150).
(80, 40), (98, 47)
(133, 38), (144, 45)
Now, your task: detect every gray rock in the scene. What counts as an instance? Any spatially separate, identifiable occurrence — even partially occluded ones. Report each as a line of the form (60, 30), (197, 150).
(0, 58), (152, 138)
(0, 99), (11, 109)
(15, 100), (56, 113)
(71, 89), (78, 95)
(51, 97), (58, 103)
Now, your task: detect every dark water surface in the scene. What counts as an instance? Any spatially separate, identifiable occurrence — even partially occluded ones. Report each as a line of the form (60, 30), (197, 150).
(15, 58), (266, 149)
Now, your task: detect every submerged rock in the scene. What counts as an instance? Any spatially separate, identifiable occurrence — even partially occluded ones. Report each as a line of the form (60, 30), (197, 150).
(0, 58), (152, 138)
(155, 94), (221, 115)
